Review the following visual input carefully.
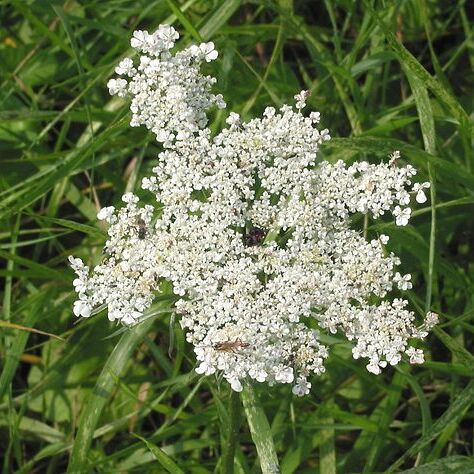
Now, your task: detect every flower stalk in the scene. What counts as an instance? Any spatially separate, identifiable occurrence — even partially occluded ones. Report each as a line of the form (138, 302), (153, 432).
(221, 389), (242, 474)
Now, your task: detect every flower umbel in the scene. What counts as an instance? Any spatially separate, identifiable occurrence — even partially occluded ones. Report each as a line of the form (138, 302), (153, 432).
(71, 25), (435, 394)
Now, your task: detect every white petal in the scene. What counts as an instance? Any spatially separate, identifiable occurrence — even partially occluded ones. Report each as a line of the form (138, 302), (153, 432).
(230, 379), (243, 392)
(416, 191), (427, 203)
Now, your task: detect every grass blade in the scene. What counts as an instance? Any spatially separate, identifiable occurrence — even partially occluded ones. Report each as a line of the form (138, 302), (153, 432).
(0, 320), (64, 341)
(399, 456), (474, 473)
(0, 291), (46, 402)
(432, 327), (474, 368)
(363, 371), (405, 472)
(241, 384), (280, 474)
(198, 0), (241, 41)
(404, 69), (437, 316)
(319, 411), (336, 474)
(365, 0), (471, 133)
(67, 317), (155, 473)
(166, 0), (202, 42)
(132, 433), (185, 474)
(388, 380), (474, 472)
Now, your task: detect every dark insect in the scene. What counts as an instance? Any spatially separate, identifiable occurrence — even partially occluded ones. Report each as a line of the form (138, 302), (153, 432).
(214, 339), (250, 353)
(390, 151), (401, 167)
(244, 227), (266, 246)
(136, 218), (147, 240)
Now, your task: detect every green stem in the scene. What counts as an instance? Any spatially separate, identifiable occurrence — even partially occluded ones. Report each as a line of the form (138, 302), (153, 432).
(221, 389), (242, 474)
(363, 213), (369, 240)
(424, 162), (436, 312)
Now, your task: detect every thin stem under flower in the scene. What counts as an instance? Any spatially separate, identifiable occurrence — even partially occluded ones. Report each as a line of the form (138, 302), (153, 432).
(221, 389), (242, 474)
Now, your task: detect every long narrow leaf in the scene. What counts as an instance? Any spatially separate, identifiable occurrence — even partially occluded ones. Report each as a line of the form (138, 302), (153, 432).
(67, 317), (155, 473)
(241, 384), (280, 474)
(132, 433), (185, 474)
(388, 380), (474, 471)
(365, 0), (471, 132)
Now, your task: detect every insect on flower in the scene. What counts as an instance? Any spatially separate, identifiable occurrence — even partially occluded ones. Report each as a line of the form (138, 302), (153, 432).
(136, 217), (148, 240)
(214, 339), (251, 354)
(390, 150), (401, 167)
(244, 227), (266, 246)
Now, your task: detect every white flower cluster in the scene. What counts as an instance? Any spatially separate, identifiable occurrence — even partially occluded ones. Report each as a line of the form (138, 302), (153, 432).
(71, 26), (436, 395)
(107, 24), (225, 145)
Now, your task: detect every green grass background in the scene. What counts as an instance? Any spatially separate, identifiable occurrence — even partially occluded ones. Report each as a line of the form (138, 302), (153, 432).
(0, 0), (473, 472)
